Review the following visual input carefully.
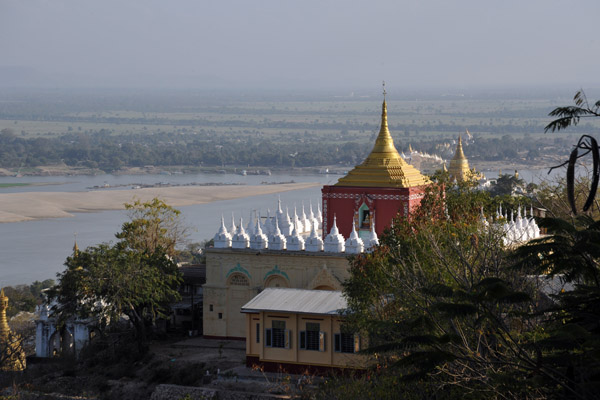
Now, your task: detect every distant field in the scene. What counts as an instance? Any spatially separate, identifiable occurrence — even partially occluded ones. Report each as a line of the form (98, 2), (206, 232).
(0, 183), (30, 188)
(4, 97), (597, 140)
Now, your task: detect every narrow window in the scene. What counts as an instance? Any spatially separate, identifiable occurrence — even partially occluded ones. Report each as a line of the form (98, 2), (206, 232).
(218, 312), (223, 319)
(209, 304), (213, 312)
(334, 333), (359, 353)
(305, 323), (320, 351)
(256, 323), (260, 343)
(271, 320), (286, 348)
(265, 328), (272, 346)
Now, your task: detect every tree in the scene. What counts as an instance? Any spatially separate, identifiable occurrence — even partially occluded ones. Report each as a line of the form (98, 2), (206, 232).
(341, 188), (547, 398)
(117, 197), (188, 256)
(336, 177), (598, 399)
(545, 90), (600, 215)
(512, 215), (600, 399)
(490, 174), (525, 197)
(49, 198), (184, 354)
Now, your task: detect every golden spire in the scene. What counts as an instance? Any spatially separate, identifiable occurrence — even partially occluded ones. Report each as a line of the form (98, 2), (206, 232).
(335, 85), (429, 188)
(448, 132), (471, 182)
(0, 288), (10, 339)
(0, 288), (26, 371)
(73, 234), (79, 256)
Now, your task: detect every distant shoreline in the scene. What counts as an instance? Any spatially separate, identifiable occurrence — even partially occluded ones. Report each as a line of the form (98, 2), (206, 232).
(0, 182), (320, 223)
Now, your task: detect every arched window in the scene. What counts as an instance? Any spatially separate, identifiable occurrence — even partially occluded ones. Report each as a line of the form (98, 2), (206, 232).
(358, 203), (371, 229)
(264, 275), (289, 288)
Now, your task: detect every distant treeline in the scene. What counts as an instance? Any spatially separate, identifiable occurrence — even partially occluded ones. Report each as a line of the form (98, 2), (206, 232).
(0, 128), (579, 171)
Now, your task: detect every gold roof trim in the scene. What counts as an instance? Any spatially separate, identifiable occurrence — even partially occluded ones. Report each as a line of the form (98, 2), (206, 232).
(335, 99), (429, 188)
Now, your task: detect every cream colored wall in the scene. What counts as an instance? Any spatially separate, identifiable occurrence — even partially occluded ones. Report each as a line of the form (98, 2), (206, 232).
(203, 249), (350, 338)
(245, 311), (365, 369)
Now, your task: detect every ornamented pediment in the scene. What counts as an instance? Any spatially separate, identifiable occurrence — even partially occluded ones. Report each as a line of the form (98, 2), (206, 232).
(308, 264), (342, 291)
(264, 265), (289, 281)
(226, 263), (251, 279)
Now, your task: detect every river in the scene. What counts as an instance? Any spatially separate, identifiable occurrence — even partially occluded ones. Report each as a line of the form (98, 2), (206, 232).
(0, 167), (563, 286)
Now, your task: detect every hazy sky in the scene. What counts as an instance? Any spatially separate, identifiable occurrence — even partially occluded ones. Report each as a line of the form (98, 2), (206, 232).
(2, 0), (599, 90)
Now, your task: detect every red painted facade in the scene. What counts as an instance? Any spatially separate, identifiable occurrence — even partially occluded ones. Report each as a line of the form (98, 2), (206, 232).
(321, 185), (428, 239)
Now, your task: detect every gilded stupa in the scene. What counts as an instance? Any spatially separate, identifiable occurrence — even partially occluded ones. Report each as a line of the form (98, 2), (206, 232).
(448, 133), (472, 182)
(0, 288), (26, 371)
(335, 92), (429, 188)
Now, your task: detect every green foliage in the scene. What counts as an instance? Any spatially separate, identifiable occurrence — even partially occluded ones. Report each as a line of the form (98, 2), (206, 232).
(490, 174), (525, 197)
(336, 173), (600, 399)
(117, 197), (187, 257)
(48, 198), (183, 353)
(512, 216), (600, 399)
(2, 280), (55, 317)
(545, 90), (600, 133)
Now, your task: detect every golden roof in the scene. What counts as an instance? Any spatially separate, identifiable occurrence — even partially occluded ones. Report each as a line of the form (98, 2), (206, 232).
(448, 133), (471, 182)
(335, 99), (429, 188)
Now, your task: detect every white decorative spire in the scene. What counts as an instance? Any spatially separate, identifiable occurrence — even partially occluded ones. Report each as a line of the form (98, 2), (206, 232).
(301, 202), (311, 233)
(280, 206), (292, 236)
(317, 203), (323, 227)
(232, 217), (250, 249)
(246, 210), (257, 234)
(250, 219), (269, 250)
(230, 212), (237, 235)
(305, 219), (324, 252)
(324, 215), (345, 253)
(268, 217), (287, 250)
(308, 201), (319, 232)
(214, 214), (232, 248)
(286, 222), (305, 251)
(365, 220), (379, 251)
(293, 205), (304, 234)
(345, 220), (364, 254)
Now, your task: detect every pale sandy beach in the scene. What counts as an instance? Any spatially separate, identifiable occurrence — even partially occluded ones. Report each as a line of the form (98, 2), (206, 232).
(0, 182), (320, 223)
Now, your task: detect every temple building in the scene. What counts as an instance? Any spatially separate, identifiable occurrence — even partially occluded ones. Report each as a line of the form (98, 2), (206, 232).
(448, 133), (476, 182)
(203, 91), (431, 340)
(322, 95), (430, 239)
(0, 289), (26, 372)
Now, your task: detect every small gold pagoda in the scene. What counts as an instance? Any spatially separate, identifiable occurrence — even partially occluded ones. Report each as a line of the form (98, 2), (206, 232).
(448, 133), (472, 182)
(0, 288), (26, 371)
(335, 97), (429, 188)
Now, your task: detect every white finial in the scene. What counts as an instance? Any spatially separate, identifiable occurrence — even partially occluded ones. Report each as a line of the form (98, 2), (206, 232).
(345, 219), (364, 254)
(324, 214), (345, 253)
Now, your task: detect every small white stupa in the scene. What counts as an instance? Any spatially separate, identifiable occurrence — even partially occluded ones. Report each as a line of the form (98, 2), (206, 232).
(345, 220), (364, 254)
(305, 220), (324, 252)
(324, 215), (345, 253)
(286, 222), (305, 251)
(268, 218), (287, 251)
(365, 221), (379, 251)
(249, 220), (269, 250)
(232, 217), (250, 249)
(214, 215), (232, 248)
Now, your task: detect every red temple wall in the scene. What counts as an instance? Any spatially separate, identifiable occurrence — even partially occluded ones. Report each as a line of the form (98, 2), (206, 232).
(321, 185), (427, 239)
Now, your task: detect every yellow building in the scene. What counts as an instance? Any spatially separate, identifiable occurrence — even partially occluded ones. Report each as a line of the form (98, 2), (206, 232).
(242, 288), (365, 373)
(203, 248), (350, 339)
(0, 289), (26, 372)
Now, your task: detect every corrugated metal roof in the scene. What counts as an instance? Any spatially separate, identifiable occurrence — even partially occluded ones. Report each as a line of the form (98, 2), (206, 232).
(241, 288), (347, 315)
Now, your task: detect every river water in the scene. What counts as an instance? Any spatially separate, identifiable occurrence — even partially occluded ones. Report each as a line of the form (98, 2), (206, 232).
(0, 167), (563, 286)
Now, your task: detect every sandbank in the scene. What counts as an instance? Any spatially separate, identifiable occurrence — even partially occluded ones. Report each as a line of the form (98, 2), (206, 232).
(0, 182), (320, 223)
